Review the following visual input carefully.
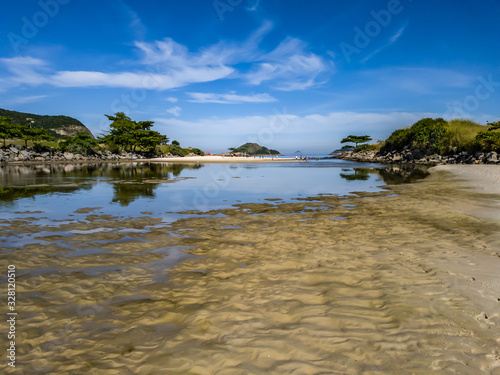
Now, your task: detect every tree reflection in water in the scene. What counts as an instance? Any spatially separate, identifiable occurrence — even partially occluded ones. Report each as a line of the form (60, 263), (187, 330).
(0, 162), (202, 207)
(339, 165), (430, 184)
(109, 163), (202, 206)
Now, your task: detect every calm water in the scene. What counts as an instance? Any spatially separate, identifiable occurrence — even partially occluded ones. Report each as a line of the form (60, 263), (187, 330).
(0, 160), (397, 221)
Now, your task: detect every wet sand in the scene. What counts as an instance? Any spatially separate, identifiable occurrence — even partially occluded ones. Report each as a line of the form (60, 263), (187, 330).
(1, 167), (500, 374)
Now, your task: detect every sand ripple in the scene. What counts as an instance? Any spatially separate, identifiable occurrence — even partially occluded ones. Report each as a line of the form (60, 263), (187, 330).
(1, 170), (500, 374)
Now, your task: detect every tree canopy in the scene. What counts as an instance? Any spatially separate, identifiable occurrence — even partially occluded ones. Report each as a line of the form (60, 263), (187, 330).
(0, 116), (19, 146)
(100, 112), (168, 152)
(340, 135), (372, 148)
(0, 116), (54, 146)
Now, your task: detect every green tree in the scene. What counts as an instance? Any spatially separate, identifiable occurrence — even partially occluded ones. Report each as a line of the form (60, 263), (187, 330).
(101, 112), (168, 153)
(0, 116), (21, 146)
(59, 132), (99, 155)
(135, 129), (168, 152)
(340, 135), (372, 149)
(18, 124), (54, 147)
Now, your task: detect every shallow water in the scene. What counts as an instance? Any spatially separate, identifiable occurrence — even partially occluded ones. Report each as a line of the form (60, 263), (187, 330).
(2, 162), (500, 374)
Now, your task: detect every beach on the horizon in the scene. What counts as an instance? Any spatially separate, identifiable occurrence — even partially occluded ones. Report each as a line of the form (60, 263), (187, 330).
(151, 155), (306, 163)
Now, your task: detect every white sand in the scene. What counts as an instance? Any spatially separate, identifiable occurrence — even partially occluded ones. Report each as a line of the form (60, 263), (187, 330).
(150, 155), (304, 163)
(432, 164), (500, 195)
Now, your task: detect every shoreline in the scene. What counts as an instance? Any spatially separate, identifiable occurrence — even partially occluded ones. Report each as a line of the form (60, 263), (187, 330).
(333, 149), (500, 165)
(1, 154), (305, 165)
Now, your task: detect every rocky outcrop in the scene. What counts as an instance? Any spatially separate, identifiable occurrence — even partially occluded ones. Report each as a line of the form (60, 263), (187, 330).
(0, 146), (149, 163)
(336, 149), (499, 165)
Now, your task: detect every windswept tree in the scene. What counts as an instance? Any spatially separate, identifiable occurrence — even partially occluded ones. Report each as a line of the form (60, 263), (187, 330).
(0, 116), (20, 146)
(100, 112), (168, 153)
(18, 124), (54, 147)
(340, 135), (372, 149)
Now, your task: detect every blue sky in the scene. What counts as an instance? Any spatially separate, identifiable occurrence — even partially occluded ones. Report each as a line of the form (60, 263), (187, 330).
(1, 0), (499, 153)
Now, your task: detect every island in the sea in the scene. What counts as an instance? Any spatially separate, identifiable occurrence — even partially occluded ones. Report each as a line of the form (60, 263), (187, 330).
(229, 142), (281, 155)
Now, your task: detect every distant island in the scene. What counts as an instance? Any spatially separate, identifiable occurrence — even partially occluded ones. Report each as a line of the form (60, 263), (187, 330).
(229, 143), (280, 155)
(0, 108), (92, 139)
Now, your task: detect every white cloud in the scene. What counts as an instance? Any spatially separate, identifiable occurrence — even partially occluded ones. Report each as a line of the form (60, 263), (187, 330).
(6, 95), (48, 104)
(187, 92), (277, 104)
(0, 23), (328, 92)
(165, 97), (178, 102)
(390, 25), (406, 44)
(0, 57), (48, 85)
(246, 37), (329, 90)
(48, 66), (233, 90)
(361, 24), (407, 63)
(246, 0), (260, 11)
(166, 106), (182, 117)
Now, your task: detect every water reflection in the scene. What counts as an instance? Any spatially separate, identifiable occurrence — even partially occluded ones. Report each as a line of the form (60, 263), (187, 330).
(339, 165), (430, 184)
(0, 162), (431, 210)
(339, 168), (371, 181)
(0, 162), (201, 206)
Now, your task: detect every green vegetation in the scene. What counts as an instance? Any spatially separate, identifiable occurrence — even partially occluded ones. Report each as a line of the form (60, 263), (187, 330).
(59, 132), (100, 156)
(0, 108), (91, 139)
(160, 139), (205, 157)
(380, 118), (500, 155)
(230, 143), (280, 155)
(0, 116), (19, 146)
(0, 115), (55, 147)
(1, 109), (205, 158)
(340, 135), (372, 151)
(99, 112), (168, 153)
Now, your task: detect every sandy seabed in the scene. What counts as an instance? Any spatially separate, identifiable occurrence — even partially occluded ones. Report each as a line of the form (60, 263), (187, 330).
(1, 166), (500, 374)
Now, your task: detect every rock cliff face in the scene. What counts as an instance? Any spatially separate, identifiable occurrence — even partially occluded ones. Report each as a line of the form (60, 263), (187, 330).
(336, 149), (499, 165)
(0, 108), (93, 139)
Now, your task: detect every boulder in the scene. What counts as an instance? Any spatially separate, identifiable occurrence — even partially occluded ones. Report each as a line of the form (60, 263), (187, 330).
(63, 152), (75, 160)
(485, 151), (498, 164)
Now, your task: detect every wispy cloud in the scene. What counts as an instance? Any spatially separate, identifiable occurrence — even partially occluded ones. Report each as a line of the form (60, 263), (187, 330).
(361, 24), (407, 63)
(166, 106), (182, 117)
(6, 95), (49, 105)
(116, 0), (147, 40)
(165, 97), (178, 102)
(49, 67), (233, 89)
(246, 37), (329, 90)
(0, 22), (328, 92)
(187, 92), (277, 104)
(361, 67), (475, 94)
(247, 0), (260, 11)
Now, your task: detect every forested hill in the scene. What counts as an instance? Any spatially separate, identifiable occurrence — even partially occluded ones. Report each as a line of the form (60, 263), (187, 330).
(233, 142), (280, 155)
(0, 108), (93, 139)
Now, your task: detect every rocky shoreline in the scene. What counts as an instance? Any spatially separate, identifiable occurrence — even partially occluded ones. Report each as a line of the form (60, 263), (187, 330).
(335, 149), (499, 165)
(0, 145), (152, 164)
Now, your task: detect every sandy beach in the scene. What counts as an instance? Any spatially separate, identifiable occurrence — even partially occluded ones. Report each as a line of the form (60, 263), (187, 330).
(152, 155), (304, 163)
(2, 164), (500, 374)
